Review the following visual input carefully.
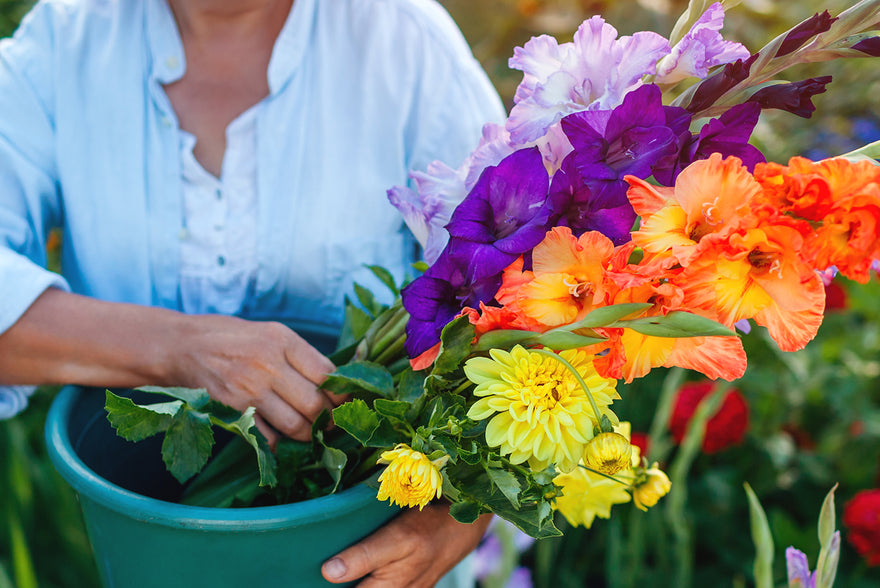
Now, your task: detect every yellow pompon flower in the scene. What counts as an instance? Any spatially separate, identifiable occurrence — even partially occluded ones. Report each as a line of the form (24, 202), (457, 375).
(553, 466), (632, 528)
(376, 445), (447, 510)
(465, 345), (619, 473)
(633, 464), (672, 511)
(584, 432), (633, 475)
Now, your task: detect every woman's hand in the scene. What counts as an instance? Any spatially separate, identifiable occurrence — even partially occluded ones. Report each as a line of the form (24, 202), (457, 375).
(171, 315), (341, 443)
(321, 505), (492, 587)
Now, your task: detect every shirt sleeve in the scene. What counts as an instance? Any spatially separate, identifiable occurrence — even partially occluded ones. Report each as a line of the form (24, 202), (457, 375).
(0, 2), (71, 417)
(392, 0), (507, 174)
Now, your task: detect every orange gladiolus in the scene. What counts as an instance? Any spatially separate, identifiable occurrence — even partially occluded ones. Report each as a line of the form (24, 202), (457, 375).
(806, 192), (880, 283)
(680, 224), (825, 352)
(514, 227), (617, 327)
(626, 153), (761, 264)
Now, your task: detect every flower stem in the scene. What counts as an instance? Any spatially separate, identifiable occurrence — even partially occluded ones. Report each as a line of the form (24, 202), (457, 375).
(533, 348), (605, 426)
(369, 306), (409, 361)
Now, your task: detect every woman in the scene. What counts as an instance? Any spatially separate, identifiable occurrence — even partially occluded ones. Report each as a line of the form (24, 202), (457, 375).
(0, 0), (505, 585)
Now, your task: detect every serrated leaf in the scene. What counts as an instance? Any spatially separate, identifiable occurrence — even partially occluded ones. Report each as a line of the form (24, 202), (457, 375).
(441, 471), (461, 502)
(449, 500), (482, 524)
(534, 330), (605, 350)
(332, 399), (381, 445)
(367, 419), (406, 448)
(374, 399), (410, 422)
(573, 303), (652, 328)
(161, 409), (215, 484)
(432, 316), (475, 375)
(208, 406), (277, 487)
(316, 431), (348, 494)
(487, 467), (522, 509)
(105, 391), (179, 442)
(365, 265), (399, 297)
(323, 362), (394, 397)
(613, 311), (735, 338)
(135, 386), (211, 409)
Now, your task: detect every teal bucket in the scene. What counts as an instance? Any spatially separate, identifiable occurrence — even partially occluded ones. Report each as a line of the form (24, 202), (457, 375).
(45, 322), (398, 587)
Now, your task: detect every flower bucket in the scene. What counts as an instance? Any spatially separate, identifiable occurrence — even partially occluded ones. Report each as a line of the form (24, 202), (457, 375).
(44, 325), (398, 588)
(45, 385), (398, 587)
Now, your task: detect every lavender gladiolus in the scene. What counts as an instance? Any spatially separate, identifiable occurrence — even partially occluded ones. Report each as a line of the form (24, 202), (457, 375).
(655, 2), (750, 85)
(786, 546), (817, 588)
(506, 16), (670, 144)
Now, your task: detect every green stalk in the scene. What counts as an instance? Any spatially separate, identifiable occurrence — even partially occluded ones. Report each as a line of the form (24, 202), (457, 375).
(373, 333), (406, 366)
(647, 368), (687, 463)
(369, 306), (409, 361)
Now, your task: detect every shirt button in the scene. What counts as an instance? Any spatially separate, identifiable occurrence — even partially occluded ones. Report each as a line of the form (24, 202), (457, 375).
(215, 189), (223, 200)
(165, 55), (179, 70)
(217, 256), (226, 266)
(161, 116), (172, 128)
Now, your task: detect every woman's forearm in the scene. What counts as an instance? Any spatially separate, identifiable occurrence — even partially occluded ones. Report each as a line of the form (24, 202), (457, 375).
(0, 288), (187, 387)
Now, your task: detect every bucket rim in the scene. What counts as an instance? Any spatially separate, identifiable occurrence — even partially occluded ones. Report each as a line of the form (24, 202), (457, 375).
(45, 385), (384, 531)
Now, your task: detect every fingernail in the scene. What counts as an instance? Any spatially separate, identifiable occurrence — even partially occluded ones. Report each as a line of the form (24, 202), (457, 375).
(323, 557), (347, 579)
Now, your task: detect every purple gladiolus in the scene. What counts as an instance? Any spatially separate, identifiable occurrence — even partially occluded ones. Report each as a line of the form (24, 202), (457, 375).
(445, 147), (552, 282)
(853, 36), (880, 57)
(653, 102), (765, 185)
(655, 2), (750, 85)
(561, 84), (689, 210)
(401, 251), (501, 357)
(686, 53), (758, 113)
(506, 16), (670, 143)
(748, 76), (833, 119)
(777, 11), (837, 58)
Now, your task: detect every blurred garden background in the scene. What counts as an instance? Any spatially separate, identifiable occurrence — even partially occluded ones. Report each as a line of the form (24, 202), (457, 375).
(3, 0), (880, 586)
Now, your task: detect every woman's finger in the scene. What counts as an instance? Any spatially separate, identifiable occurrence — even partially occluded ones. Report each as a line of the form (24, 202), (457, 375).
(272, 362), (335, 422)
(254, 391), (312, 441)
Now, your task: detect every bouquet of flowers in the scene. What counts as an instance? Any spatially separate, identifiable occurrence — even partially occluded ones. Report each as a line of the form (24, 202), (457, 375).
(106, 0), (880, 539)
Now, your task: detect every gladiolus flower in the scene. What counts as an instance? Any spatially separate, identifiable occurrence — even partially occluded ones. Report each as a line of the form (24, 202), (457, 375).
(633, 465), (672, 511)
(668, 381), (749, 453)
(376, 445), (447, 510)
(584, 432), (633, 475)
(465, 346), (619, 473)
(843, 489), (880, 566)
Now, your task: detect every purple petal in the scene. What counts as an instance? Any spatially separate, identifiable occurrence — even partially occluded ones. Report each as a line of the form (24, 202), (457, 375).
(786, 547), (816, 588)
(777, 11), (837, 58)
(656, 3), (750, 84)
(686, 53), (759, 113)
(472, 535), (503, 580)
(507, 567), (534, 588)
(747, 76), (832, 119)
(853, 36), (880, 57)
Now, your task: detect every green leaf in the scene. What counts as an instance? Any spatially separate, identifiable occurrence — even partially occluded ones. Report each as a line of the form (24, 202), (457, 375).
(441, 471), (461, 502)
(161, 409), (215, 484)
(180, 438), (263, 507)
(323, 362), (394, 397)
(315, 431), (348, 494)
(396, 368), (425, 402)
(365, 265), (399, 297)
(333, 399), (381, 445)
(105, 391), (178, 442)
(135, 386), (211, 409)
(573, 303), (652, 328)
(339, 300), (373, 348)
(816, 485), (841, 588)
(449, 500), (482, 524)
(533, 330), (605, 350)
(373, 399), (410, 422)
(744, 482), (774, 588)
(613, 311), (735, 338)
(474, 329), (538, 351)
(487, 467), (522, 509)
(354, 282), (383, 316)
(432, 316), (476, 376)
(209, 406), (277, 488)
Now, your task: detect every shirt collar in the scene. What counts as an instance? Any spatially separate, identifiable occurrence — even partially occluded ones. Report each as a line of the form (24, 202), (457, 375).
(146, 0), (316, 93)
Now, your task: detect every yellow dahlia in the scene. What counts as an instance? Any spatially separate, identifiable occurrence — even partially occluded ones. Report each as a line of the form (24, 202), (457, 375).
(553, 466), (632, 528)
(584, 432), (633, 475)
(376, 445), (447, 510)
(465, 345), (619, 473)
(633, 464), (672, 511)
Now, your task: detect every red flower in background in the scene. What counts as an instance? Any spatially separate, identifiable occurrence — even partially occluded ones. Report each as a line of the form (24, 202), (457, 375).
(823, 279), (848, 311)
(669, 381), (749, 453)
(843, 489), (880, 566)
(630, 432), (651, 459)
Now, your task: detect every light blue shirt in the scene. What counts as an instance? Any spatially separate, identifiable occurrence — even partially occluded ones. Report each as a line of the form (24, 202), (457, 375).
(0, 0), (506, 417)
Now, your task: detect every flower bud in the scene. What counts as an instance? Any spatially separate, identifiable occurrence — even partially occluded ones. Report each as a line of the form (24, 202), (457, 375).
(584, 432), (633, 475)
(633, 464), (672, 511)
(376, 444), (446, 510)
